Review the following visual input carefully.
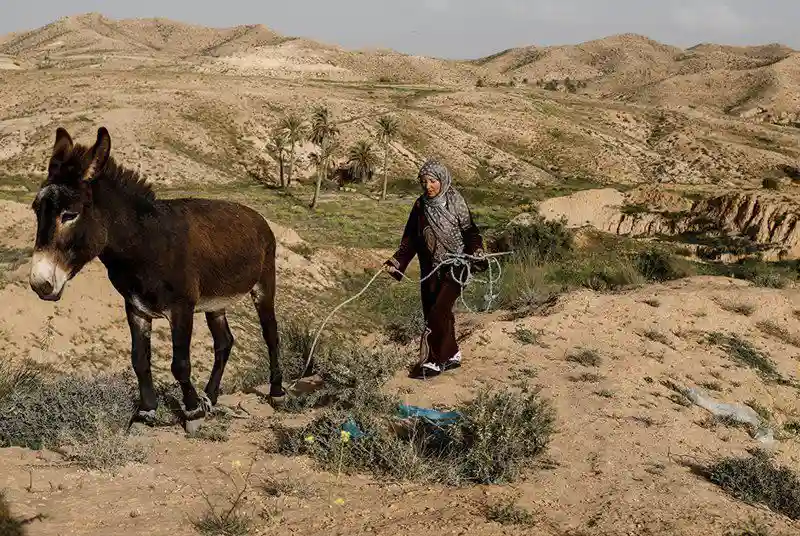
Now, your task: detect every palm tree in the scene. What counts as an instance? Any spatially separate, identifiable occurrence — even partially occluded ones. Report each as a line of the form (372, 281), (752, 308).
(346, 140), (380, 184)
(265, 126), (289, 187)
(308, 139), (339, 209)
(376, 115), (399, 201)
(278, 113), (308, 187)
(309, 106), (340, 209)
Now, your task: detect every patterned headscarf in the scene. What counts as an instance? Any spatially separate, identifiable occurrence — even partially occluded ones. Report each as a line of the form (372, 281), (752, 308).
(417, 158), (472, 264)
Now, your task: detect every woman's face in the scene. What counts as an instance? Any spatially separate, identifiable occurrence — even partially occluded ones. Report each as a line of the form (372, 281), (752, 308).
(421, 174), (441, 198)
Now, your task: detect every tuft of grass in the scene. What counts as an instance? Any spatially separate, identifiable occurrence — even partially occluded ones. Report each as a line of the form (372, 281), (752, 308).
(705, 332), (784, 383)
(699, 381), (723, 392)
(57, 421), (149, 471)
(717, 300), (757, 316)
(696, 450), (800, 521)
(191, 459), (257, 536)
(0, 490), (46, 535)
(566, 348), (601, 367)
(642, 329), (673, 348)
(483, 496), (536, 526)
(0, 362), (158, 471)
(569, 372), (604, 383)
(783, 421), (800, 435)
(724, 517), (774, 536)
(239, 314), (410, 413)
(746, 400), (772, 423)
(187, 416), (232, 443)
(491, 213), (574, 264)
(510, 326), (544, 346)
(698, 259), (798, 289)
(0, 364), (136, 451)
(756, 320), (800, 348)
(282, 341), (408, 414)
(274, 382), (555, 486)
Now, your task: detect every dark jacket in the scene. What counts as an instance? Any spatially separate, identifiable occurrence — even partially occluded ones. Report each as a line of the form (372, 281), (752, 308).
(385, 196), (486, 282)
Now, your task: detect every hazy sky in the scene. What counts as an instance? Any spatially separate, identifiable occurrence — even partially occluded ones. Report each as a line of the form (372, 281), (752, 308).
(1, 0), (798, 59)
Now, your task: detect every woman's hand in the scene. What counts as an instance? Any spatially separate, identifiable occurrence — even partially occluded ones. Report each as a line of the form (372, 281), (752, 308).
(383, 262), (400, 277)
(472, 249), (489, 272)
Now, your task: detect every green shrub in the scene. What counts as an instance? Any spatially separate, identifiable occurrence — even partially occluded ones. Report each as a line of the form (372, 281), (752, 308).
(0, 362), (148, 471)
(274, 382), (556, 486)
(495, 214), (573, 263)
(635, 249), (697, 282)
(699, 450), (800, 521)
(0, 367), (136, 451)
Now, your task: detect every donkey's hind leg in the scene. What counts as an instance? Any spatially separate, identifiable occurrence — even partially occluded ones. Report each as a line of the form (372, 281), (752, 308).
(204, 310), (234, 407)
(251, 278), (285, 400)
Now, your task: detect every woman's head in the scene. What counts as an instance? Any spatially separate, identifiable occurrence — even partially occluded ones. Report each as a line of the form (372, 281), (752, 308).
(417, 159), (451, 199)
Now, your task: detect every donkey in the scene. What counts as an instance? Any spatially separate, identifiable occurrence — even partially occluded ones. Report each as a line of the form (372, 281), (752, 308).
(29, 126), (286, 430)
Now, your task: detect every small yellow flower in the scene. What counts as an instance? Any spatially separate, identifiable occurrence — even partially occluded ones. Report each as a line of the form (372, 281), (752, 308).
(340, 430), (351, 444)
(334, 497), (345, 506)
(304, 435), (315, 443)
(231, 460), (242, 470)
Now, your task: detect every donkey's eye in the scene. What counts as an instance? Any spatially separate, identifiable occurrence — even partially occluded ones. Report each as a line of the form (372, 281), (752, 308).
(61, 211), (79, 224)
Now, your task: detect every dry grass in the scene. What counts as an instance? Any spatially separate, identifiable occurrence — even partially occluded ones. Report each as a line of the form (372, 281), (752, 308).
(0, 490), (46, 536)
(705, 332), (787, 384)
(641, 329), (674, 348)
(716, 300), (757, 316)
(694, 450), (800, 521)
(566, 348), (602, 367)
(756, 320), (800, 348)
(191, 459), (258, 536)
(482, 496), (537, 527)
(273, 380), (555, 486)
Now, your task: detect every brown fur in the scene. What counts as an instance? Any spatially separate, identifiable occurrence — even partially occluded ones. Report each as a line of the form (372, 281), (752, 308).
(29, 127), (286, 428)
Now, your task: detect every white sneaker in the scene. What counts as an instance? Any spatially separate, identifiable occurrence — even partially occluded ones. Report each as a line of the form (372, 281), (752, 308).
(445, 351), (462, 370)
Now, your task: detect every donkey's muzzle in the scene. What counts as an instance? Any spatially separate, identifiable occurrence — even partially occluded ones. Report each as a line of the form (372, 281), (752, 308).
(29, 251), (68, 301)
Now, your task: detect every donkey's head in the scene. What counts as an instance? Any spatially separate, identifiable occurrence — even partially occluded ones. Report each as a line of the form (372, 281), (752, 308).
(29, 127), (112, 301)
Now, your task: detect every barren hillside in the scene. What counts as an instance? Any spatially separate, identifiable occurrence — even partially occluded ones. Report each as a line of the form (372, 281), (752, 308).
(2, 12), (800, 536)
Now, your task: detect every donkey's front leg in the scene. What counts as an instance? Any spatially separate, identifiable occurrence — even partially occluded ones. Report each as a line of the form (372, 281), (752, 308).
(125, 301), (158, 425)
(170, 305), (204, 431)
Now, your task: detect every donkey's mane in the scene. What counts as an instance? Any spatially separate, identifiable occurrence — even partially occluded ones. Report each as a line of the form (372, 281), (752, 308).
(71, 142), (156, 202)
(102, 156), (156, 202)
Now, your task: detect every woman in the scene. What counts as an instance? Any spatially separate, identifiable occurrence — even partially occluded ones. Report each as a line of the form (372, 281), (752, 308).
(384, 158), (487, 379)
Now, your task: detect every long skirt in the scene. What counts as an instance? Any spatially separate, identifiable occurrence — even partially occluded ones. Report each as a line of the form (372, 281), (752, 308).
(416, 268), (462, 370)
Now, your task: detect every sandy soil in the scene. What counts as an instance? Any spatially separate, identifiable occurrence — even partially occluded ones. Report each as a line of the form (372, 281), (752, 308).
(3, 13), (800, 536)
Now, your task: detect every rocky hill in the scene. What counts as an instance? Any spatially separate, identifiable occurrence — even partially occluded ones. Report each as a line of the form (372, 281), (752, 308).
(3, 12), (800, 536)
(475, 34), (800, 123)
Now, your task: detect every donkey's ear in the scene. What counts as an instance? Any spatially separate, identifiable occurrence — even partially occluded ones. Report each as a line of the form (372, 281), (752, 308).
(82, 127), (111, 182)
(52, 127), (73, 162)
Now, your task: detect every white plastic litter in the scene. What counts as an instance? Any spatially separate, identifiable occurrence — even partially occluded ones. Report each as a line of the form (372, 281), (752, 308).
(683, 386), (775, 445)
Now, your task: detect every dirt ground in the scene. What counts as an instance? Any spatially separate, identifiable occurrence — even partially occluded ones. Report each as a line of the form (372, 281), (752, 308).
(2, 190), (800, 535)
(3, 13), (800, 536)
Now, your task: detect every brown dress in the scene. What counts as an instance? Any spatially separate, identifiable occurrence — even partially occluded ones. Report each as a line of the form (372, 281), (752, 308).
(385, 196), (486, 376)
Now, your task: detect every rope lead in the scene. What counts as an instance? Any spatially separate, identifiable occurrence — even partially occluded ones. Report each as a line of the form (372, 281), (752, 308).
(288, 251), (513, 389)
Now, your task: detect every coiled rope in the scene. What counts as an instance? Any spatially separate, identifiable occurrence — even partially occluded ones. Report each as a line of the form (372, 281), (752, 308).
(288, 251), (512, 389)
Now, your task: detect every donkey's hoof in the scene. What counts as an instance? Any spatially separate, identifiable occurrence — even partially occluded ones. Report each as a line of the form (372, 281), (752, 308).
(184, 417), (205, 435)
(199, 392), (215, 414)
(137, 409), (157, 423)
(183, 406), (206, 432)
(128, 409), (157, 428)
(268, 384), (286, 406)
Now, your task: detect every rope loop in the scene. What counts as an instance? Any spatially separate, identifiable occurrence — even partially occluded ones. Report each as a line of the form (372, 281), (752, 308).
(289, 251), (513, 389)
